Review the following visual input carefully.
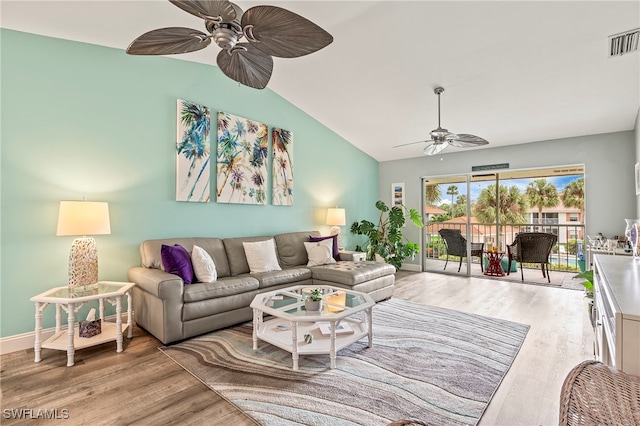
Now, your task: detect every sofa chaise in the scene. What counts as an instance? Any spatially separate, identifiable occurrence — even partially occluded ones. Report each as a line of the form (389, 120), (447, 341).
(127, 231), (396, 344)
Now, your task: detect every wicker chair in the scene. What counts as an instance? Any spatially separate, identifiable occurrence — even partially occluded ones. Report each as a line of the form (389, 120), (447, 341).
(438, 229), (484, 273)
(559, 360), (640, 426)
(507, 232), (557, 282)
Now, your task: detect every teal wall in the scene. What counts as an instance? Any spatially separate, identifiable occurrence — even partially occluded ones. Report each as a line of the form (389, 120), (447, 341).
(0, 29), (379, 337)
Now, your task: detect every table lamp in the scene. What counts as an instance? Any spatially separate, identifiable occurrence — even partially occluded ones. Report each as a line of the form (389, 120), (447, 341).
(56, 201), (111, 288)
(326, 207), (346, 249)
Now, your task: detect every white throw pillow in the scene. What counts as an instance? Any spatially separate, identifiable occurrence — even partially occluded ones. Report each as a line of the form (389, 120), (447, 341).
(304, 239), (337, 266)
(191, 245), (217, 282)
(243, 239), (282, 273)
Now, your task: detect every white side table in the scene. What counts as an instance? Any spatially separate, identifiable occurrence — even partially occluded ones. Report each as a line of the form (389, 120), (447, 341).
(338, 250), (366, 261)
(30, 281), (134, 367)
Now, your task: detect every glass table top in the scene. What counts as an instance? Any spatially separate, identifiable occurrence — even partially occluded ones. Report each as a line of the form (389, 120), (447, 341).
(31, 282), (134, 302)
(252, 286), (373, 319)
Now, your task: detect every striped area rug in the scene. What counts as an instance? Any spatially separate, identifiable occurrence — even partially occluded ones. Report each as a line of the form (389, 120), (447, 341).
(160, 298), (529, 426)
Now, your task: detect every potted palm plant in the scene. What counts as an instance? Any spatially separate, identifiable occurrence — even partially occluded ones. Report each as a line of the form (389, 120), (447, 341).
(350, 200), (423, 271)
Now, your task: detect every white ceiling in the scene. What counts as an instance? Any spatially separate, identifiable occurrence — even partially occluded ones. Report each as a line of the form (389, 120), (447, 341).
(2, 0), (639, 161)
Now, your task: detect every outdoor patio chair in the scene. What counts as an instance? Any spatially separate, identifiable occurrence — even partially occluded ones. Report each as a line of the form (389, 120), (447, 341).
(507, 232), (557, 283)
(438, 229), (484, 273)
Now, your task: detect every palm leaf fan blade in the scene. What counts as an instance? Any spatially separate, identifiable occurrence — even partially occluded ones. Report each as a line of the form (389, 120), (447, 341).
(216, 43), (273, 89)
(126, 28), (211, 55)
(423, 142), (448, 156)
(448, 134), (489, 147)
(241, 6), (333, 58)
(169, 0), (237, 21)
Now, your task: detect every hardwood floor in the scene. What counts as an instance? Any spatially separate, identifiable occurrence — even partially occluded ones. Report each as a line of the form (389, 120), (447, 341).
(392, 271), (594, 426)
(1, 272), (593, 425)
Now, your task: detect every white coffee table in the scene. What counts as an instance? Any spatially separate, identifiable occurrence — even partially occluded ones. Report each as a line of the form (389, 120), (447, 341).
(250, 285), (374, 370)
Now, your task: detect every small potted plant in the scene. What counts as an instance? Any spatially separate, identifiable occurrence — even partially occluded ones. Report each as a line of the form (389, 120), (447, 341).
(304, 288), (323, 311)
(574, 269), (595, 327)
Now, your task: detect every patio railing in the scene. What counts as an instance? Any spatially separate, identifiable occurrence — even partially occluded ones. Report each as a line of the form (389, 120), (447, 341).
(425, 222), (587, 272)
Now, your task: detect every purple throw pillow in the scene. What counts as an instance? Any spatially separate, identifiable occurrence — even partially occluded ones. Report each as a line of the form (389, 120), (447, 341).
(161, 244), (194, 284)
(309, 235), (340, 261)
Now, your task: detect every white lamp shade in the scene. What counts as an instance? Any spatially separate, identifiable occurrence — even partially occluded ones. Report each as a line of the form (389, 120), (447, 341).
(326, 208), (346, 226)
(56, 201), (111, 236)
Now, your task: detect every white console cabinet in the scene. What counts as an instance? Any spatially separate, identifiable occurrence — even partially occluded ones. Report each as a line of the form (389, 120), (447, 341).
(593, 255), (640, 376)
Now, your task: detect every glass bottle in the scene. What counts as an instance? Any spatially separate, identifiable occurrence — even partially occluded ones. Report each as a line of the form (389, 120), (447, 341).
(624, 219), (640, 259)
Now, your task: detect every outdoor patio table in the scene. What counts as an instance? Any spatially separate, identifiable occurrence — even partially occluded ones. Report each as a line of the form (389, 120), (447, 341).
(484, 251), (506, 277)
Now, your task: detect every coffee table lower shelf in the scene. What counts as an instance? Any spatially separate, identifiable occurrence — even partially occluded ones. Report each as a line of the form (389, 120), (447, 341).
(254, 316), (371, 370)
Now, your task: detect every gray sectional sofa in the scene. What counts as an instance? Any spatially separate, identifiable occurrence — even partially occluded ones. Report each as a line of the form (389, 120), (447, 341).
(127, 231), (396, 344)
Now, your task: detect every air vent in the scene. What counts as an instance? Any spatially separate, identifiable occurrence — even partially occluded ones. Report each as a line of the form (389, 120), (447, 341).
(608, 28), (639, 57)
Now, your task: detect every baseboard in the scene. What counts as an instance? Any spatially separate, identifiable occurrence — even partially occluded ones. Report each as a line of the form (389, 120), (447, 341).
(0, 313), (131, 356)
(400, 263), (421, 272)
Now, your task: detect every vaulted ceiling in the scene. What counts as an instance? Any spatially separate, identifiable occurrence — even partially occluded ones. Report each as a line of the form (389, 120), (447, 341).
(2, 1), (639, 161)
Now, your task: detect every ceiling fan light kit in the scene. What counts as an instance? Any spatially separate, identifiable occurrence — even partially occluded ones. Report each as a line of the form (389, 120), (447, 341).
(126, 0), (333, 89)
(394, 86), (489, 156)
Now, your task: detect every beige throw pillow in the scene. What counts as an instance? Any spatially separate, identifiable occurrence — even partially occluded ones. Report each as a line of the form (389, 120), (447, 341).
(304, 239), (337, 266)
(191, 245), (217, 282)
(242, 239), (282, 273)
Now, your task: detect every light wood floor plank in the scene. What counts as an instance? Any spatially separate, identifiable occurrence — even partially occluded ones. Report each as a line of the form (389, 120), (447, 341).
(1, 271), (592, 425)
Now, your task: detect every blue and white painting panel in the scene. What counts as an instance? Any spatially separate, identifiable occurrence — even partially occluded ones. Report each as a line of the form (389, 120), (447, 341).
(272, 127), (293, 206)
(216, 111), (268, 205)
(176, 99), (211, 202)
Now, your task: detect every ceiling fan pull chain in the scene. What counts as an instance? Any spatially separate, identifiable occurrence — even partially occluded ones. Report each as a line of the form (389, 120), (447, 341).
(243, 25), (258, 43)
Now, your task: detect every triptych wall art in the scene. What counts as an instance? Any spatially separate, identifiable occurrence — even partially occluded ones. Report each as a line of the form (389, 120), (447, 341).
(175, 99), (294, 206)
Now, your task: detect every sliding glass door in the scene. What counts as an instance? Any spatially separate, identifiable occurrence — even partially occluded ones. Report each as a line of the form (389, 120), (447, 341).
(422, 165), (585, 277)
(423, 175), (475, 276)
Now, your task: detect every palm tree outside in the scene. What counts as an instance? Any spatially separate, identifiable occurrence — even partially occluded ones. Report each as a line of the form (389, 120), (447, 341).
(425, 184), (442, 206)
(526, 179), (559, 225)
(474, 184), (528, 224)
(562, 177), (584, 210)
(446, 185), (459, 218)
(454, 194), (468, 218)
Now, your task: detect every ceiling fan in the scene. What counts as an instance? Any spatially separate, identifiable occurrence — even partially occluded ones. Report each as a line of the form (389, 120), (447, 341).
(394, 87), (489, 155)
(126, 0), (333, 90)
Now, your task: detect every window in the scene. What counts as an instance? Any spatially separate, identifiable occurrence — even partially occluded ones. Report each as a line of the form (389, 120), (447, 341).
(532, 213), (559, 224)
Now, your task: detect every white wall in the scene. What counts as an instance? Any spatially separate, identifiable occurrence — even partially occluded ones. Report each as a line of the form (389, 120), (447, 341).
(635, 108), (640, 214)
(379, 131), (636, 268)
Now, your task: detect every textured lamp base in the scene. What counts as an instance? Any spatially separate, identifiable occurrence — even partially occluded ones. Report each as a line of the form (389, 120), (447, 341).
(330, 226), (343, 250)
(68, 237), (99, 288)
